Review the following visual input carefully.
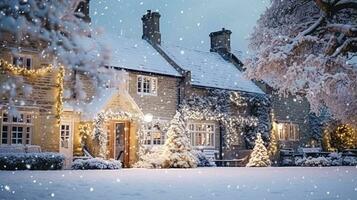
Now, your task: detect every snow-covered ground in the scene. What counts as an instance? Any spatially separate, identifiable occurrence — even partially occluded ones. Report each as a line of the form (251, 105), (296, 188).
(0, 167), (356, 200)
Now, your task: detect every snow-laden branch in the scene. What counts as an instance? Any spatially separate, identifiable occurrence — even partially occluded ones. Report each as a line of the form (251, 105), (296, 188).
(327, 24), (357, 36)
(332, 38), (357, 57)
(246, 0), (357, 124)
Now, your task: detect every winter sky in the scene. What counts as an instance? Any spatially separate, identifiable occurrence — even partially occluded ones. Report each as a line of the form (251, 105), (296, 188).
(90, 0), (270, 56)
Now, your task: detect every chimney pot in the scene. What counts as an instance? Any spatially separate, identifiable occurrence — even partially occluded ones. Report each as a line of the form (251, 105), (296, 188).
(142, 10), (161, 45)
(209, 28), (232, 53)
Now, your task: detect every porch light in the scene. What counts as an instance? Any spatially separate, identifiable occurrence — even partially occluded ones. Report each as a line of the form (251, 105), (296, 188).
(144, 113), (153, 123)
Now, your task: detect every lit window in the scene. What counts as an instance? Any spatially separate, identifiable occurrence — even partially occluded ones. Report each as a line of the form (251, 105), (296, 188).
(12, 55), (32, 70)
(188, 123), (215, 147)
(276, 122), (299, 141)
(137, 75), (157, 95)
(1, 111), (33, 145)
(143, 125), (165, 146)
(60, 124), (71, 148)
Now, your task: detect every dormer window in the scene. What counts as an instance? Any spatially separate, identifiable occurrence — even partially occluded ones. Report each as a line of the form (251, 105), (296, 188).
(12, 55), (32, 70)
(137, 75), (157, 95)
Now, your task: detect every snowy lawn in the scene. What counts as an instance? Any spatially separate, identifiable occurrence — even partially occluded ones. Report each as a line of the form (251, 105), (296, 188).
(1, 167), (357, 200)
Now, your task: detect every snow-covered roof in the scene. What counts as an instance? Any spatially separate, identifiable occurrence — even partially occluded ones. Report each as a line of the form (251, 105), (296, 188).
(99, 35), (181, 77)
(160, 44), (264, 94)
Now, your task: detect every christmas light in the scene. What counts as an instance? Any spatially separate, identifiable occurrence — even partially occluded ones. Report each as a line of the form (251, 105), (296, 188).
(0, 58), (53, 77)
(0, 58), (64, 126)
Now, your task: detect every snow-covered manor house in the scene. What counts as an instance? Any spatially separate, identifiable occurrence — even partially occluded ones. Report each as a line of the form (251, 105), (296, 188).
(0, 1), (314, 167)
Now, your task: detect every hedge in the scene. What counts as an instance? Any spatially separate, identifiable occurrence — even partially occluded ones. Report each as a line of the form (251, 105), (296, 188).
(0, 153), (65, 170)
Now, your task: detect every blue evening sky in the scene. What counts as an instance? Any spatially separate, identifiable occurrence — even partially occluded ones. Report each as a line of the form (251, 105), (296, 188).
(90, 0), (270, 55)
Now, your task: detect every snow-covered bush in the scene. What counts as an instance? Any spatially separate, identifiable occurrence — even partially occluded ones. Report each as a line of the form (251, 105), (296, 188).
(71, 158), (121, 170)
(294, 153), (357, 167)
(342, 156), (357, 166)
(192, 150), (216, 167)
(133, 147), (164, 169)
(0, 153), (64, 170)
(328, 153), (343, 166)
(246, 133), (271, 167)
(281, 157), (294, 166)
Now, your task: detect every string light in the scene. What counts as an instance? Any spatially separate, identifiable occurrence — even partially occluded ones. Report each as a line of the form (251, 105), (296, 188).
(0, 58), (64, 126)
(0, 58), (53, 77)
(55, 66), (65, 126)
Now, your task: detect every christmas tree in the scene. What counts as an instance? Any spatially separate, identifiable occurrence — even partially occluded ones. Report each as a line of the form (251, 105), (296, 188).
(161, 112), (197, 168)
(246, 133), (271, 167)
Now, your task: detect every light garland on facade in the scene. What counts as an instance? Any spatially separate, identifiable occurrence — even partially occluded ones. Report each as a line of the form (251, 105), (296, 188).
(0, 58), (53, 77)
(0, 58), (64, 126)
(55, 66), (65, 126)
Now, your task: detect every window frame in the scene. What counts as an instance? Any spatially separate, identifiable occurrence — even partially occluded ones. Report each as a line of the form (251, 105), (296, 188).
(137, 75), (158, 96)
(188, 122), (215, 148)
(1, 111), (34, 145)
(60, 124), (71, 149)
(276, 122), (299, 141)
(12, 54), (33, 70)
(143, 125), (165, 146)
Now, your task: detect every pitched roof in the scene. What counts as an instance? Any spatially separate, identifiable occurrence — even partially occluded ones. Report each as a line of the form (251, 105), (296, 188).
(160, 44), (264, 94)
(99, 35), (181, 77)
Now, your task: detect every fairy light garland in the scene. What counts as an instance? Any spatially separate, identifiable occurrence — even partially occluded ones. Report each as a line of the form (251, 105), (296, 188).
(0, 58), (53, 77)
(55, 66), (65, 125)
(0, 58), (64, 125)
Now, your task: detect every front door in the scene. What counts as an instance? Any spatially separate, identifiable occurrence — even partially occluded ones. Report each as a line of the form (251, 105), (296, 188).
(60, 123), (73, 167)
(115, 123), (125, 162)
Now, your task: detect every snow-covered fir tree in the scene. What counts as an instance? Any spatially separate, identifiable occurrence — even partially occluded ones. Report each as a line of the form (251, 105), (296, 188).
(161, 112), (197, 168)
(246, 133), (271, 167)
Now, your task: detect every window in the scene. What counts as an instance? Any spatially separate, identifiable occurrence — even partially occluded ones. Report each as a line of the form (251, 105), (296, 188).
(1, 126), (8, 144)
(1, 111), (33, 145)
(60, 124), (71, 148)
(12, 55), (32, 70)
(143, 125), (165, 146)
(188, 123), (215, 147)
(276, 122), (299, 141)
(137, 75), (157, 95)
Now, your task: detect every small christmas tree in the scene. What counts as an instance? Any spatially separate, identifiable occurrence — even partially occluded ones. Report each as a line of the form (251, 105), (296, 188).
(246, 133), (271, 167)
(161, 112), (197, 168)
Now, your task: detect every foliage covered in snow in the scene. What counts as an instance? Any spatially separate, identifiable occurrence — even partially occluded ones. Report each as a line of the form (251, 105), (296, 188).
(295, 154), (357, 167)
(192, 150), (216, 167)
(161, 112), (198, 168)
(246, 133), (271, 167)
(71, 158), (121, 170)
(0, 153), (64, 170)
(133, 147), (165, 169)
(246, 0), (357, 124)
(92, 112), (108, 158)
(180, 89), (270, 148)
(0, 0), (109, 73)
(0, 0), (110, 113)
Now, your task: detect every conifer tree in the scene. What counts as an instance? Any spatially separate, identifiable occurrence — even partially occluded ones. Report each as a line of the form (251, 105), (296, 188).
(161, 112), (197, 168)
(247, 133), (271, 167)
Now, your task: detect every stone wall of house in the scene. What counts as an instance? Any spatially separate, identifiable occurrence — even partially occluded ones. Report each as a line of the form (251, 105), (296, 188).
(128, 71), (180, 120)
(0, 48), (60, 152)
(271, 94), (311, 149)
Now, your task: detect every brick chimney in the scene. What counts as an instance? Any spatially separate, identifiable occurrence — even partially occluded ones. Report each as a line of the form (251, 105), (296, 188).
(142, 10), (161, 45)
(75, 0), (91, 23)
(209, 28), (232, 54)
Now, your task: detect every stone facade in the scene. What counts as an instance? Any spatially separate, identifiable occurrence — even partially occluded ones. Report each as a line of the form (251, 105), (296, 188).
(128, 71), (180, 120)
(0, 48), (60, 152)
